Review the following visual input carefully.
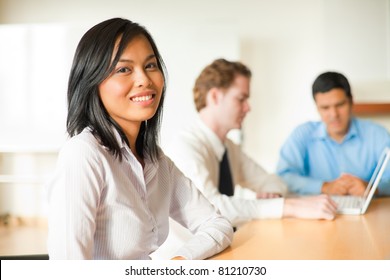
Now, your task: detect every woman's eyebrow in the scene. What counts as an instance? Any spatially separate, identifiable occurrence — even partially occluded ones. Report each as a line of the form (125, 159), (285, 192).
(118, 54), (156, 63)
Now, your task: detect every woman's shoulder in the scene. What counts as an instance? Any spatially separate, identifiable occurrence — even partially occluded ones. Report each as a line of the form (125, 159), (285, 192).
(60, 128), (105, 159)
(153, 147), (177, 170)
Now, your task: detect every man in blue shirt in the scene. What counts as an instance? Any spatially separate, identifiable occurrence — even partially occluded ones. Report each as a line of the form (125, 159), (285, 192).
(277, 72), (390, 196)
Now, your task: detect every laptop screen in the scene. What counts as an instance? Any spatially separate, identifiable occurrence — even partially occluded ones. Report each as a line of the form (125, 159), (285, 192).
(361, 147), (390, 213)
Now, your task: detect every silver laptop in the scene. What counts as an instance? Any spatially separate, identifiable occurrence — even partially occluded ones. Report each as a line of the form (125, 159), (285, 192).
(331, 147), (390, 215)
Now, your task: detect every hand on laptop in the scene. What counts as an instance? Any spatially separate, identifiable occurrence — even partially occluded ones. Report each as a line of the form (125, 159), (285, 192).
(283, 194), (337, 220)
(321, 173), (367, 196)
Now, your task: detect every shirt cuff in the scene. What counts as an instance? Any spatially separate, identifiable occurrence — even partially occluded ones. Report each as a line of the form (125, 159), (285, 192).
(256, 197), (284, 219)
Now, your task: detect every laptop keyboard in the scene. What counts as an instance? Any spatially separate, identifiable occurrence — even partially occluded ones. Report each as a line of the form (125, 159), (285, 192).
(331, 195), (362, 209)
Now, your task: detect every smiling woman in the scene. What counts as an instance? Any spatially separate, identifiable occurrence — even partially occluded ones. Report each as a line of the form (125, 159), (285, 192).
(98, 35), (164, 164)
(46, 17), (233, 260)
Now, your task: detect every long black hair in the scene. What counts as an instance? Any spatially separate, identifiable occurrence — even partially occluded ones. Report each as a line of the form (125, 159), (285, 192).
(66, 18), (167, 162)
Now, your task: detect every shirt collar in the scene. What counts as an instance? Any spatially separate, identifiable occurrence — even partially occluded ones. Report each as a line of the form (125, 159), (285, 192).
(314, 118), (358, 142)
(109, 126), (159, 184)
(108, 125), (131, 154)
(345, 118), (359, 141)
(196, 117), (226, 161)
(109, 125), (154, 165)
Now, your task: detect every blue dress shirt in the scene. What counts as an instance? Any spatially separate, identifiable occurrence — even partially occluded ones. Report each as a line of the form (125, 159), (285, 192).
(277, 118), (390, 195)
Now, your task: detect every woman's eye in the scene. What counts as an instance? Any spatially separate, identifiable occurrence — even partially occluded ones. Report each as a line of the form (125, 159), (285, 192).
(116, 67), (130, 73)
(145, 62), (158, 70)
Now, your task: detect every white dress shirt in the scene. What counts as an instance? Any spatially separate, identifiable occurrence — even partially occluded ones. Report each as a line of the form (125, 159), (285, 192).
(166, 118), (288, 226)
(46, 127), (232, 260)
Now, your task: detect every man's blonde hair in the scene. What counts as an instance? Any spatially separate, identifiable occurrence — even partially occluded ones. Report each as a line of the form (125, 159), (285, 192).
(193, 58), (251, 111)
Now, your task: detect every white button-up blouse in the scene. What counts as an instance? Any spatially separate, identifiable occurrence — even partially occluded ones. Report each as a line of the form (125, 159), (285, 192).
(46, 128), (233, 259)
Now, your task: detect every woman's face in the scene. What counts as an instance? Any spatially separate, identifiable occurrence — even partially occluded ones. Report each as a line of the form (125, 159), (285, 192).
(99, 35), (164, 133)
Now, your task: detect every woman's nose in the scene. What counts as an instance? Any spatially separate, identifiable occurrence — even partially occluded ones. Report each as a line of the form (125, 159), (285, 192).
(134, 69), (151, 87)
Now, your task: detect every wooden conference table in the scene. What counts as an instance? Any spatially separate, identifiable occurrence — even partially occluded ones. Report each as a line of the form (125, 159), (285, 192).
(210, 198), (390, 260)
(0, 198), (389, 259)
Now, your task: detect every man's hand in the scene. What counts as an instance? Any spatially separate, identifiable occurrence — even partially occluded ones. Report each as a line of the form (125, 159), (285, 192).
(321, 179), (349, 195)
(283, 194), (337, 220)
(321, 173), (367, 196)
(339, 174), (367, 196)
